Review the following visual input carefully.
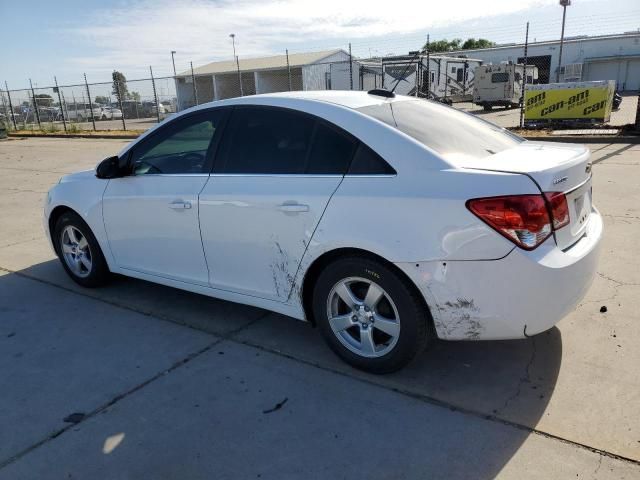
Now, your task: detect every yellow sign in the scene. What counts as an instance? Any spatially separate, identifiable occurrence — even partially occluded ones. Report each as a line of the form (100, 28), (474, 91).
(524, 82), (614, 122)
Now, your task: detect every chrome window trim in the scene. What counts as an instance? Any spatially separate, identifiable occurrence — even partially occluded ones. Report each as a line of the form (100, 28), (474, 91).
(130, 173), (211, 178)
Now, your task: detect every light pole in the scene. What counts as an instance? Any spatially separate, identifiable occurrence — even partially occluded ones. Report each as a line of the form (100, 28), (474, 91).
(230, 33), (243, 96)
(556, 0), (571, 82)
(171, 51), (177, 76)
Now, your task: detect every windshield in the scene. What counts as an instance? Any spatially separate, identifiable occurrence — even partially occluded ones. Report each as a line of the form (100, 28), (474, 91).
(357, 99), (523, 160)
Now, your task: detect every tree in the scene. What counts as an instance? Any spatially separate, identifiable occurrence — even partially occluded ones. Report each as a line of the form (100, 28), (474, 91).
(128, 91), (141, 102)
(426, 39), (462, 53)
(461, 38), (496, 50)
(34, 94), (53, 106)
(112, 71), (129, 100)
(95, 95), (109, 105)
(424, 37), (495, 52)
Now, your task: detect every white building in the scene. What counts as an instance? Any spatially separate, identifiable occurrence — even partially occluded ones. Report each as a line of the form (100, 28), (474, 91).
(448, 32), (640, 91)
(175, 49), (357, 109)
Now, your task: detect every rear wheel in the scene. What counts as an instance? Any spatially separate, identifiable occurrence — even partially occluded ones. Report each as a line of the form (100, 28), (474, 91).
(312, 256), (431, 373)
(53, 212), (110, 287)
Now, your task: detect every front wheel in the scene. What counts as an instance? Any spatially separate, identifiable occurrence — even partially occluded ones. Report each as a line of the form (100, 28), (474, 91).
(313, 256), (431, 373)
(53, 212), (110, 287)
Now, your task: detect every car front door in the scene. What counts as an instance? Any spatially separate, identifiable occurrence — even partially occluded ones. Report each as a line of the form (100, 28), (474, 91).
(199, 106), (357, 301)
(102, 109), (226, 286)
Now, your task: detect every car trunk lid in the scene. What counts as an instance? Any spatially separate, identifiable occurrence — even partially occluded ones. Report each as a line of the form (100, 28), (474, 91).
(458, 141), (593, 250)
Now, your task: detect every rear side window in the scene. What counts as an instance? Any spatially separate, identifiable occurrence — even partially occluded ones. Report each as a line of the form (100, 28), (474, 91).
(217, 107), (313, 174)
(491, 72), (509, 83)
(357, 99), (523, 161)
(348, 144), (396, 175)
(307, 122), (357, 174)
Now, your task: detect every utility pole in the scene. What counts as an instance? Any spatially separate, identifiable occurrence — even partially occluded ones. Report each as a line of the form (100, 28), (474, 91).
(520, 22), (530, 129)
(349, 43), (353, 90)
(286, 49), (292, 91)
(29, 78), (42, 129)
(54, 76), (67, 132)
(171, 51), (177, 76)
(230, 33), (243, 96)
(557, 0), (571, 82)
(425, 34), (430, 97)
(190, 61), (199, 105)
(5, 81), (17, 130)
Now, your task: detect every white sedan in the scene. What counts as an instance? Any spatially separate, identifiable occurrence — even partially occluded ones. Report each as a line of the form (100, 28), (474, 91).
(44, 90), (602, 373)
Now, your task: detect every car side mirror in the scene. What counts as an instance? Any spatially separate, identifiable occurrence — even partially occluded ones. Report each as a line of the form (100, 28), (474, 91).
(96, 156), (123, 179)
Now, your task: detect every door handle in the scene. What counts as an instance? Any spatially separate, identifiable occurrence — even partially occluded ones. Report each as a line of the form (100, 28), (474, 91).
(169, 200), (192, 210)
(277, 203), (309, 213)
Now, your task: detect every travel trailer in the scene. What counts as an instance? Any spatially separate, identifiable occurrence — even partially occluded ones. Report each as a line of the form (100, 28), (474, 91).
(381, 55), (482, 102)
(473, 63), (538, 110)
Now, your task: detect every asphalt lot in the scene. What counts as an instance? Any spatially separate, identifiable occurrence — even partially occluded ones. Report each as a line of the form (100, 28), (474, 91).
(0, 137), (639, 479)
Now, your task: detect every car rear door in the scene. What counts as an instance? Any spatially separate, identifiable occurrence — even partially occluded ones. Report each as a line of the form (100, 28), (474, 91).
(102, 109), (227, 286)
(199, 106), (357, 301)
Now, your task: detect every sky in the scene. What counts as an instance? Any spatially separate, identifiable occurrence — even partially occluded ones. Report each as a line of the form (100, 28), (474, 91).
(1, 0), (639, 90)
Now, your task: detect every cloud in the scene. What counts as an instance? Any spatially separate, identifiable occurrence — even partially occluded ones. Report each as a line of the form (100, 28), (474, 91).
(67, 0), (557, 77)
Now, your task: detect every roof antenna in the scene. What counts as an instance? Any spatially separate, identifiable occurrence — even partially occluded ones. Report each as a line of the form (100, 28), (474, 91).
(390, 46), (425, 94)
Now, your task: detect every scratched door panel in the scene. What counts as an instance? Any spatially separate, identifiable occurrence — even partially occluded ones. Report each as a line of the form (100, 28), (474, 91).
(199, 176), (341, 301)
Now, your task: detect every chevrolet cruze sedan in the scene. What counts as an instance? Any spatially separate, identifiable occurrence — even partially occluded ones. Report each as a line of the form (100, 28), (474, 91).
(44, 90), (602, 373)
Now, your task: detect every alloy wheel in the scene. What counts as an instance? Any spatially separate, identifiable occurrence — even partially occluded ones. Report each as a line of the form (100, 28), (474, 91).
(60, 225), (92, 278)
(327, 277), (400, 358)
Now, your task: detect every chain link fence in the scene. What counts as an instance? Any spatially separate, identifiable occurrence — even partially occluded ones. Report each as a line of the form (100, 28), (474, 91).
(2, 29), (639, 134)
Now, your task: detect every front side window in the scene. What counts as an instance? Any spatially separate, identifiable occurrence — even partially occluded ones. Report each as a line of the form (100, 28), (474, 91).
(131, 111), (221, 175)
(491, 72), (509, 83)
(357, 99), (523, 161)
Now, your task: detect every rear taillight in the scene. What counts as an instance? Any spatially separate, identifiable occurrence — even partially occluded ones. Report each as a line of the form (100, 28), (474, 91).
(544, 192), (570, 230)
(467, 192), (571, 250)
(467, 195), (552, 250)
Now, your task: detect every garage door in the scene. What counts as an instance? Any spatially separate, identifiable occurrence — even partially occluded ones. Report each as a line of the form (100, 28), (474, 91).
(624, 59), (640, 91)
(585, 58), (640, 92)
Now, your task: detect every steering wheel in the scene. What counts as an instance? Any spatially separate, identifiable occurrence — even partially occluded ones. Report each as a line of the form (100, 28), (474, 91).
(181, 152), (206, 172)
(134, 160), (162, 175)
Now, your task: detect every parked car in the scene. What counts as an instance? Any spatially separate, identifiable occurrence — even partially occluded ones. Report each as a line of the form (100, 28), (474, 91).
(43, 90), (602, 373)
(100, 106), (123, 120)
(65, 103), (101, 122)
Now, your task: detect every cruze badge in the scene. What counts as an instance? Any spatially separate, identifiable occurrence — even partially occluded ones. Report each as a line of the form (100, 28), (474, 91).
(552, 176), (568, 185)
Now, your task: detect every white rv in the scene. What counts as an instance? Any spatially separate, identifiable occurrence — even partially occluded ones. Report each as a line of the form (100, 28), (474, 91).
(473, 63), (538, 110)
(381, 55), (482, 102)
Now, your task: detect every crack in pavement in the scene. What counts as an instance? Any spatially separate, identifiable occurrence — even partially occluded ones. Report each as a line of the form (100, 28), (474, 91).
(1, 265), (639, 469)
(0, 237), (42, 249)
(495, 337), (537, 415)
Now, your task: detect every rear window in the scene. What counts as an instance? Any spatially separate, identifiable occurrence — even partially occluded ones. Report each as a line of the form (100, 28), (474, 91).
(491, 72), (509, 83)
(357, 99), (523, 160)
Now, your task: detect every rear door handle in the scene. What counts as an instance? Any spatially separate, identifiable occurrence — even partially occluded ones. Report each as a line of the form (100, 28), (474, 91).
(169, 200), (192, 210)
(277, 203), (309, 213)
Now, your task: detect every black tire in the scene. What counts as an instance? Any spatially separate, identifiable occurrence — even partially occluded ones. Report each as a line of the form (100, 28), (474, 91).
(53, 211), (110, 288)
(312, 255), (431, 374)
(483, 104), (492, 111)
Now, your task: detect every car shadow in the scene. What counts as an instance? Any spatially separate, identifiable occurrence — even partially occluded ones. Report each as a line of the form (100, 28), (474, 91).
(2, 260), (562, 478)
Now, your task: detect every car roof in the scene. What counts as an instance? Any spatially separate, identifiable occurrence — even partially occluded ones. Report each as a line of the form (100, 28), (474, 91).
(201, 90), (413, 111)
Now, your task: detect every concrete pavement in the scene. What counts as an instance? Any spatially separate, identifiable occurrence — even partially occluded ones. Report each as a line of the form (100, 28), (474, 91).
(0, 137), (639, 478)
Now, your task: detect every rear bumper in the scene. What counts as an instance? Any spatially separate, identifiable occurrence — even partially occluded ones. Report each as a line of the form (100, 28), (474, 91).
(396, 207), (603, 340)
